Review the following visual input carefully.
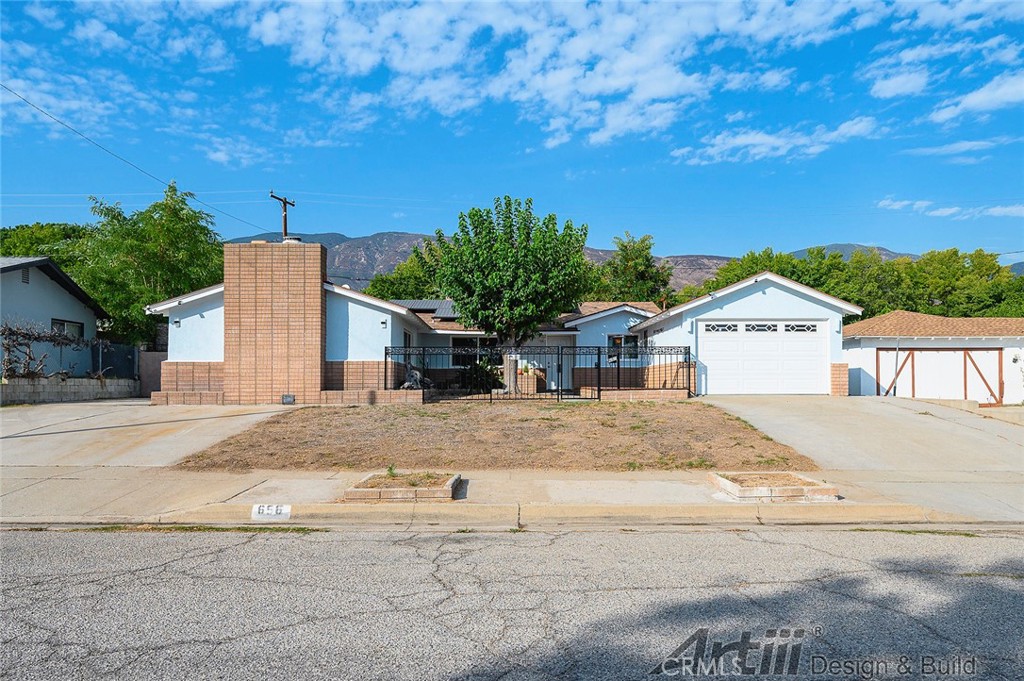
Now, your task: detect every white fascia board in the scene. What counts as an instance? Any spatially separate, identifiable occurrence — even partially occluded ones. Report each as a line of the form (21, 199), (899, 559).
(424, 329), (488, 336)
(324, 283), (431, 330)
(633, 271), (862, 332)
(539, 330), (581, 336)
(565, 305), (655, 328)
(145, 284), (224, 315)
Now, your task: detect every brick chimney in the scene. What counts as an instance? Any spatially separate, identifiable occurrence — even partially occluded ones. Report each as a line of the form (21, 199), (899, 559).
(222, 241), (326, 404)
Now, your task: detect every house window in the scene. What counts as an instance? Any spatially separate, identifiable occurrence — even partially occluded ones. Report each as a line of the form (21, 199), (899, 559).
(745, 323), (778, 333)
(403, 330), (412, 348)
(607, 334), (639, 360)
(705, 323), (738, 333)
(784, 323), (818, 333)
(52, 319), (84, 338)
(21, 269), (30, 284)
(451, 337), (498, 367)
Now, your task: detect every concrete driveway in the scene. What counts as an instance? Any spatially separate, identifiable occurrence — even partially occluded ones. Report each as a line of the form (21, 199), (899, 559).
(1, 399), (287, 467)
(703, 395), (1024, 521)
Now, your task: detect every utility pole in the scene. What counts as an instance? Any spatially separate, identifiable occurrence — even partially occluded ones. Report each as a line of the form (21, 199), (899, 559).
(269, 190), (295, 239)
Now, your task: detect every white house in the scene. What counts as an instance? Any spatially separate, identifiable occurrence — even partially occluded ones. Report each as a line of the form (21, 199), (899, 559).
(633, 271), (863, 395)
(0, 256), (106, 376)
(147, 242), (871, 404)
(843, 310), (1024, 405)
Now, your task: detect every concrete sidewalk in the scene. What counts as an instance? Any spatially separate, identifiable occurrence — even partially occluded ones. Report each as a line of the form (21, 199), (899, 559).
(0, 465), (974, 529)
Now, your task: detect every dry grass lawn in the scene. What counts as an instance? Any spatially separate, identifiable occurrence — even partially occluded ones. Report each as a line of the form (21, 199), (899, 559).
(181, 400), (816, 472)
(180, 399), (811, 473)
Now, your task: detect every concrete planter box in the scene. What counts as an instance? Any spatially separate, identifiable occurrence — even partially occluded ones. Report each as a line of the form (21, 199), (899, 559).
(709, 472), (838, 503)
(343, 473), (461, 502)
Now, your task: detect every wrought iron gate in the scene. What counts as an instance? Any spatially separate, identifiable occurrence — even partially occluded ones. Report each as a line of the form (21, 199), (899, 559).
(384, 345), (691, 401)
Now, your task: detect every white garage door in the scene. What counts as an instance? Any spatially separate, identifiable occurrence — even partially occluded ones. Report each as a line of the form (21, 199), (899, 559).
(698, 321), (828, 395)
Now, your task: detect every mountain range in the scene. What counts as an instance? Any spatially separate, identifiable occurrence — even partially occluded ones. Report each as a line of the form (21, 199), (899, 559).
(227, 233), (1017, 290)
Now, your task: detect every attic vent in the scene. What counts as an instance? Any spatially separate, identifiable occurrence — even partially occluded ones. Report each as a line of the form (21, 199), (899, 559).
(21, 269), (30, 284)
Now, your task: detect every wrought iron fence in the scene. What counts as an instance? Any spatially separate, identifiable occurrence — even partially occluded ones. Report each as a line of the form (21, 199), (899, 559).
(383, 345), (692, 401)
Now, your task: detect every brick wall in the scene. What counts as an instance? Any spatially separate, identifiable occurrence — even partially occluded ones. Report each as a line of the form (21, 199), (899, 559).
(324, 360), (408, 390)
(643, 362), (696, 391)
(151, 391), (224, 406)
(159, 361), (224, 392)
(573, 363), (695, 392)
(830, 363), (849, 396)
(572, 366), (646, 389)
(320, 389), (424, 405)
(223, 241), (326, 404)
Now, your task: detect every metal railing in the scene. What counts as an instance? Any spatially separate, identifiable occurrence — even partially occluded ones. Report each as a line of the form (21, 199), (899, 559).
(383, 345), (692, 401)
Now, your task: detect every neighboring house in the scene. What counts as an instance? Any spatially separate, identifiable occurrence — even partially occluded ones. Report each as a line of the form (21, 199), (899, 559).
(843, 310), (1024, 405)
(635, 272), (863, 396)
(0, 256), (106, 376)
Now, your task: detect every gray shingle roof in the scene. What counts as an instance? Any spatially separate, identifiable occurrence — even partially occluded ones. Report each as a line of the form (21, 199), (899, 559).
(0, 256), (50, 270)
(390, 299), (460, 319)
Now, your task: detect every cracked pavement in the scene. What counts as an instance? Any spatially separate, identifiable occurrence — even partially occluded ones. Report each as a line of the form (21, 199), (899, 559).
(1, 528), (1022, 680)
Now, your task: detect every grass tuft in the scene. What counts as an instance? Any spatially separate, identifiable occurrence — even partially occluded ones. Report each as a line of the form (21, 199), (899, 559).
(75, 524), (326, 534)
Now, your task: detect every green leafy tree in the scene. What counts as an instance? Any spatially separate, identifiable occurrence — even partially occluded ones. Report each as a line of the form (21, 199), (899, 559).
(911, 249), (1011, 317)
(55, 183), (223, 343)
(590, 232), (673, 303)
(364, 240), (440, 300)
(421, 196), (590, 347)
(829, 250), (916, 318)
(0, 222), (93, 266)
(685, 247), (803, 299)
(982, 274), (1024, 317)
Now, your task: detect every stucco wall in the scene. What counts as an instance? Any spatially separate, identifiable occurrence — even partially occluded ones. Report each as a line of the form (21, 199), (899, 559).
(645, 280), (847, 362)
(166, 293), (224, 361)
(573, 309), (653, 367)
(0, 267), (99, 376)
(325, 293), (400, 361)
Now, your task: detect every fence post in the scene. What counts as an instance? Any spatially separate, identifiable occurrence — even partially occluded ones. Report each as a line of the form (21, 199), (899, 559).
(557, 346), (562, 402)
(595, 349), (601, 401)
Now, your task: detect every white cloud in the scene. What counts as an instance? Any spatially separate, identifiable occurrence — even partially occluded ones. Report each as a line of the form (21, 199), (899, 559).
(9, 0), (1024, 155)
(878, 199), (914, 210)
(904, 139), (1005, 155)
(672, 116), (878, 165)
(877, 197), (1024, 220)
(24, 3), (64, 30)
(163, 27), (235, 72)
(930, 71), (1024, 122)
(70, 19), (129, 51)
(725, 111), (751, 123)
(869, 69), (929, 98)
(983, 204), (1024, 217)
(925, 207), (961, 217)
(719, 67), (795, 92)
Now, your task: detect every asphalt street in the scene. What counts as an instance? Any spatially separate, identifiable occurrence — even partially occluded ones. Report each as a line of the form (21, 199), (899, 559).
(2, 528), (1022, 680)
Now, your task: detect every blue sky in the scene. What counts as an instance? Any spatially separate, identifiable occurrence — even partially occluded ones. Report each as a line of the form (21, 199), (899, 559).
(2, 1), (1022, 262)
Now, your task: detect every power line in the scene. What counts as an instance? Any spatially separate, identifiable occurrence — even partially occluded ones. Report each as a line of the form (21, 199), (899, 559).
(0, 82), (268, 233)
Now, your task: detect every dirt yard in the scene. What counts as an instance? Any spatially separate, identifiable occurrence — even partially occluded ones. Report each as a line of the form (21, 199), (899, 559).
(180, 400), (816, 472)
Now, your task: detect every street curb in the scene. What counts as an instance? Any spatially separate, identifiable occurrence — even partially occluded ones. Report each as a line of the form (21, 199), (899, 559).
(517, 502), (972, 526)
(1, 501), (975, 529)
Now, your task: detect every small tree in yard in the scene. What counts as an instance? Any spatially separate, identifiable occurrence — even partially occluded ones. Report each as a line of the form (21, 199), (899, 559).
(420, 196), (590, 391)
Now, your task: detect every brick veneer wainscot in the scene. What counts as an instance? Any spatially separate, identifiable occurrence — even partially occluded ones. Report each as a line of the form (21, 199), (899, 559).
(830, 363), (849, 396)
